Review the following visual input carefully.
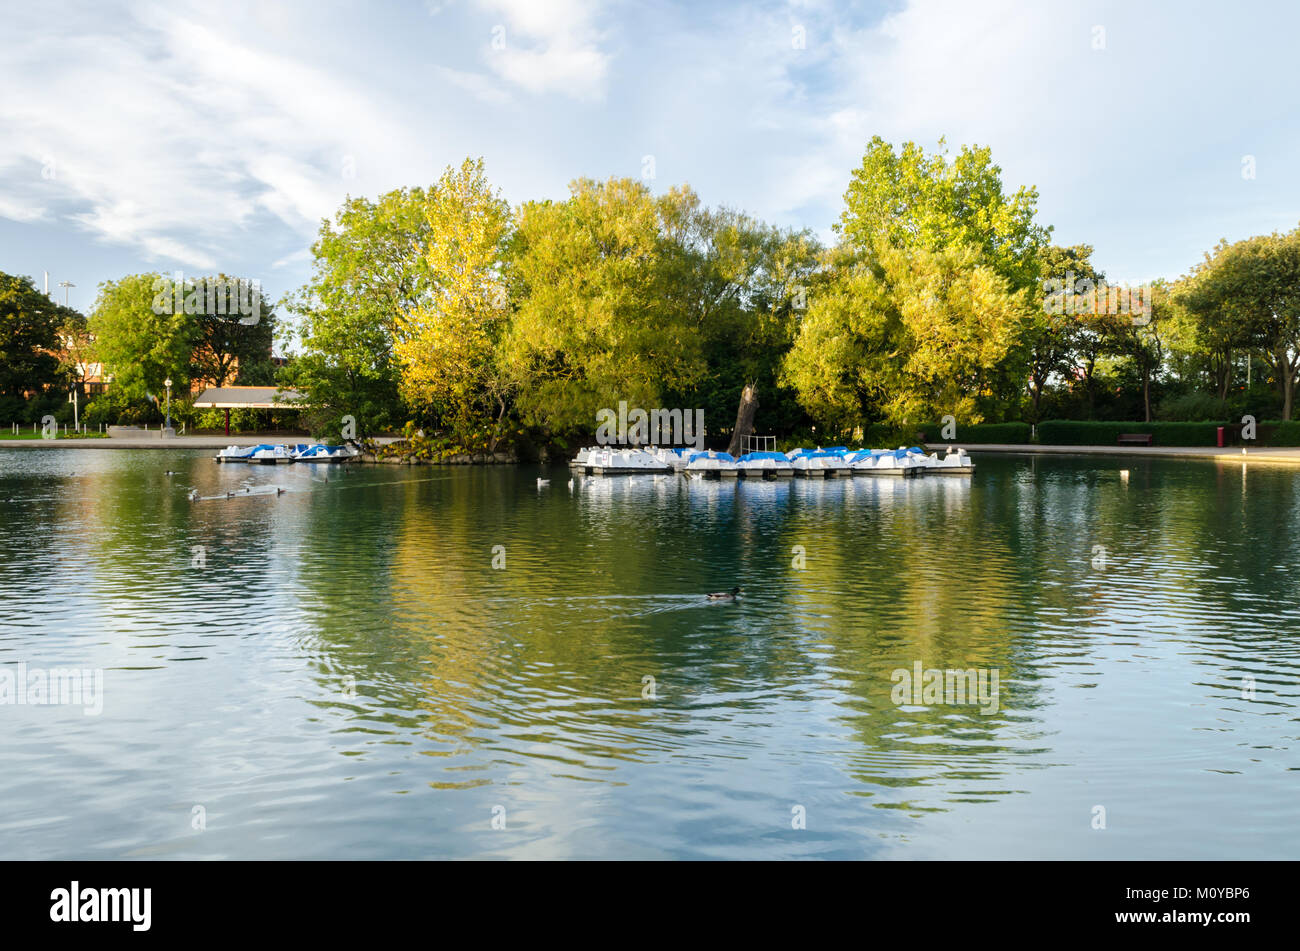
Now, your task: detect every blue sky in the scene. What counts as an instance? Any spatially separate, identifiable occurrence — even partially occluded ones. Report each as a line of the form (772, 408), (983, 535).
(2, 0), (1298, 316)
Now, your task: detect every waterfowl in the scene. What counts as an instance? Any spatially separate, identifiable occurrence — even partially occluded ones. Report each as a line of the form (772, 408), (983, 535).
(276, 487), (284, 496)
(706, 586), (742, 601)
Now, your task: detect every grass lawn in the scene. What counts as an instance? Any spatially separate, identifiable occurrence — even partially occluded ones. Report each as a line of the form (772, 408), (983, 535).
(0, 430), (108, 440)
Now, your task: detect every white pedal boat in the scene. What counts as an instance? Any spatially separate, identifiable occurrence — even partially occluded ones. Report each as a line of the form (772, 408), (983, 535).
(214, 444), (260, 463)
(854, 448), (925, 477)
(929, 446), (975, 474)
(292, 443), (359, 462)
(736, 451), (794, 478)
(686, 450), (740, 478)
(587, 448), (673, 474)
(787, 448), (850, 477)
(250, 444), (293, 464)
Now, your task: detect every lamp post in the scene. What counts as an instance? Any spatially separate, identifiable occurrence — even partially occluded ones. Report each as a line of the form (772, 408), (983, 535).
(164, 378), (173, 432)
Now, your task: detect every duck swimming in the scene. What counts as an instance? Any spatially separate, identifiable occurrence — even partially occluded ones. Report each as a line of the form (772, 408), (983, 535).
(706, 586), (742, 601)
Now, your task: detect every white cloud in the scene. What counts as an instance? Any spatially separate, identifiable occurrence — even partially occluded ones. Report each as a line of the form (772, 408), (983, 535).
(476, 0), (610, 100)
(0, 0), (428, 273)
(2, 0), (1299, 304)
(434, 65), (514, 105)
(0, 193), (47, 224)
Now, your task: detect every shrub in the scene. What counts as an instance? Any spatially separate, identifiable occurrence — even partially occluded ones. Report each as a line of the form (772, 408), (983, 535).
(1257, 421), (1300, 446)
(1036, 420), (1220, 446)
(1155, 391), (1224, 422)
(915, 421), (1032, 444)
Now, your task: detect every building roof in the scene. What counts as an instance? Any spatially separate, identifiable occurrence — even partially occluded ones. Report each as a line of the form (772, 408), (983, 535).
(192, 386), (307, 409)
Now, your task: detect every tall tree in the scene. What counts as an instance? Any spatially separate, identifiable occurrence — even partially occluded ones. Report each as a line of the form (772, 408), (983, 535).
(88, 273), (198, 399)
(185, 275), (276, 387)
(838, 136), (1050, 292)
(1024, 245), (1098, 421)
(504, 178), (710, 434)
(0, 271), (74, 398)
(393, 158), (515, 442)
(782, 243), (1025, 429)
(1102, 280), (1172, 422)
(1179, 230), (1300, 417)
(283, 187), (435, 437)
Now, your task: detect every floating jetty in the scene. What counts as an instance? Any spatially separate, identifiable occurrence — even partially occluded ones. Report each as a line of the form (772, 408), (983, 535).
(215, 443), (360, 464)
(568, 445), (974, 479)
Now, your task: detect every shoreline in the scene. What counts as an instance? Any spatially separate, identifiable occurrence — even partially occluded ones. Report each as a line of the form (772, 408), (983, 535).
(6, 436), (1300, 468)
(0, 435), (403, 451)
(934, 442), (1300, 466)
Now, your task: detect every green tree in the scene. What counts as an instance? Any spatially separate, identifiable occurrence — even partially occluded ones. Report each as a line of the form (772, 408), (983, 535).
(183, 275), (277, 387)
(1025, 245), (1092, 421)
(393, 158), (515, 444)
(660, 207), (822, 438)
(783, 243), (1025, 430)
(0, 271), (75, 400)
(284, 187), (436, 438)
(88, 273), (198, 399)
(504, 179), (711, 434)
(838, 136), (1050, 292)
(1179, 230), (1300, 417)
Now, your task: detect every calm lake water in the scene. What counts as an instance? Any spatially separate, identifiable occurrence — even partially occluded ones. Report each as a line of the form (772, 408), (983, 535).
(0, 448), (1296, 859)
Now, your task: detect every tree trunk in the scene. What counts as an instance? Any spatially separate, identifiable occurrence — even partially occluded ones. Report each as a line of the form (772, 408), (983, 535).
(726, 383), (759, 457)
(1284, 356), (1295, 422)
(1216, 350), (1230, 405)
(1271, 345), (1295, 421)
(1142, 362), (1151, 422)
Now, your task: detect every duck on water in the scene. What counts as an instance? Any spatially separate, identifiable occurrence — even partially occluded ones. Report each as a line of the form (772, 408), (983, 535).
(707, 586), (742, 601)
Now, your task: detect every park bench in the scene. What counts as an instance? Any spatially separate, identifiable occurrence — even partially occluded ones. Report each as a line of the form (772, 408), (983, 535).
(1117, 433), (1154, 446)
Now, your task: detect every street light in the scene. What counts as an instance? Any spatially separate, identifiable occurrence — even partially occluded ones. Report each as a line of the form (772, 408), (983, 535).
(164, 378), (173, 432)
(58, 280), (75, 307)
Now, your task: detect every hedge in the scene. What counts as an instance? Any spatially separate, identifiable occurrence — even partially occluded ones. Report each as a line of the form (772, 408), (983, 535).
(1035, 420), (1215, 446)
(1258, 421), (1300, 446)
(916, 421), (1032, 444)
(1034, 419), (1300, 447)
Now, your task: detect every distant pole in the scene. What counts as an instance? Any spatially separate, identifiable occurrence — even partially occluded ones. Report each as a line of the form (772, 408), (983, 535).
(44, 271), (49, 296)
(164, 378), (173, 431)
(58, 280), (74, 307)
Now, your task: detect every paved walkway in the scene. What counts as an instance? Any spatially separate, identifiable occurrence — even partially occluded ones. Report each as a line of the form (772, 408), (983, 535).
(933, 442), (1300, 466)
(0, 435), (404, 450)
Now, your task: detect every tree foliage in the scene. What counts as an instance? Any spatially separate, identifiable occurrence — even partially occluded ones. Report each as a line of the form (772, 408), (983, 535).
(393, 158), (514, 441)
(88, 273), (197, 399)
(0, 271), (74, 398)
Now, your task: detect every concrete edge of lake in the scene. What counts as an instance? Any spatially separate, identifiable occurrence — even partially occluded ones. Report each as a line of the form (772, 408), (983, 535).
(6, 436), (1300, 468)
(0, 435), (398, 450)
(932, 442), (1300, 466)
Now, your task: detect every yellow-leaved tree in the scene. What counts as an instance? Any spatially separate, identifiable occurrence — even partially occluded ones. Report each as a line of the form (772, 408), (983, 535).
(394, 158), (514, 445)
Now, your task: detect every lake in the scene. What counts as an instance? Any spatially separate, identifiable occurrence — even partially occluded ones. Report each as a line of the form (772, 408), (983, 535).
(0, 449), (1296, 859)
